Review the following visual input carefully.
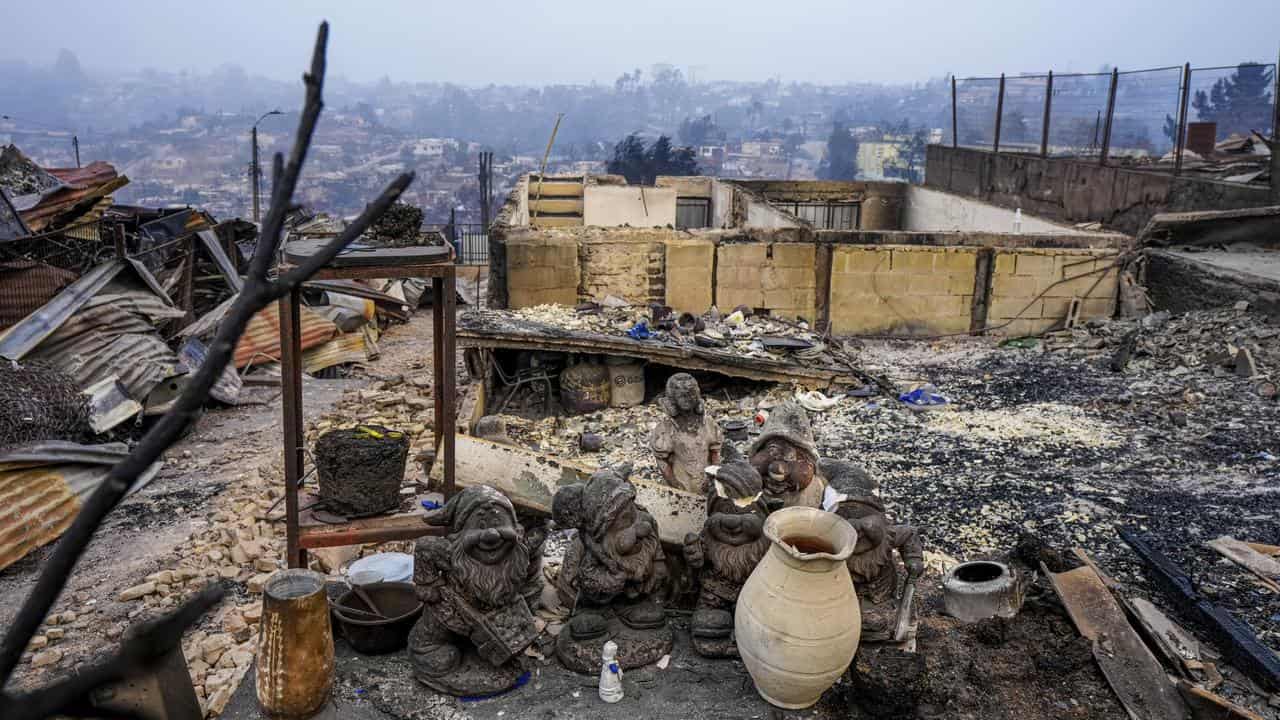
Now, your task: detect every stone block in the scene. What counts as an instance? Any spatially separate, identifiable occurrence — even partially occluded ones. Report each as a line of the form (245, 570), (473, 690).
(991, 273), (1044, 299)
(834, 247), (891, 274)
(936, 249), (978, 273)
(770, 243), (815, 267)
(1013, 252), (1055, 277)
(993, 251), (1017, 275)
(891, 248), (936, 272)
(718, 243), (767, 268)
(947, 272), (977, 295)
(990, 297), (1042, 320)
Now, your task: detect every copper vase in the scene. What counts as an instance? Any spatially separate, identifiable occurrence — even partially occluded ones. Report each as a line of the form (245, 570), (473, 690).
(256, 569), (334, 718)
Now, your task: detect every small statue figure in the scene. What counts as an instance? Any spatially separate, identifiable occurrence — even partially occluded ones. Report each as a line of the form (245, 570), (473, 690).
(748, 401), (825, 511)
(409, 485), (546, 695)
(552, 464), (673, 673)
(682, 454), (771, 657)
(651, 373), (723, 494)
(824, 480), (923, 644)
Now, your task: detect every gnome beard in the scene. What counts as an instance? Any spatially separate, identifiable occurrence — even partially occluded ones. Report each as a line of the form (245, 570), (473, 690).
(600, 526), (661, 585)
(450, 528), (531, 611)
(705, 531), (769, 585)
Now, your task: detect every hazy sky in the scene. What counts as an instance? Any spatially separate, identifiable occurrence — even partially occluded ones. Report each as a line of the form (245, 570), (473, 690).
(4, 0), (1279, 86)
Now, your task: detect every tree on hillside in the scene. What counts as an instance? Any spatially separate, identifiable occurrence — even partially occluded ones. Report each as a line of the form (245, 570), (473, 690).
(679, 114), (726, 147)
(817, 122), (859, 180)
(606, 133), (699, 185)
(1192, 63), (1275, 135)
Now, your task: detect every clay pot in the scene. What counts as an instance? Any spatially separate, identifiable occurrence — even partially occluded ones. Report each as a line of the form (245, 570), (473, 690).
(257, 570), (335, 719)
(734, 507), (860, 709)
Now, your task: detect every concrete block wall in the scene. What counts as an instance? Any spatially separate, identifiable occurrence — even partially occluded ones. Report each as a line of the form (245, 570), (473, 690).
(716, 242), (817, 322)
(987, 248), (1118, 336)
(579, 237), (666, 305)
(504, 235), (580, 307)
(829, 246), (977, 335)
(665, 237), (716, 313)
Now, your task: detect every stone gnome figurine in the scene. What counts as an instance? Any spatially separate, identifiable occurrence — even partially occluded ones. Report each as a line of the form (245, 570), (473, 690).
(552, 464), (673, 673)
(824, 476), (923, 644)
(748, 401), (825, 511)
(651, 372), (723, 494)
(682, 450), (771, 657)
(408, 485), (547, 695)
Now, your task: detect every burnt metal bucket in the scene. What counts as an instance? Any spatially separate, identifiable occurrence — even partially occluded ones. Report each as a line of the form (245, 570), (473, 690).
(332, 581), (423, 655)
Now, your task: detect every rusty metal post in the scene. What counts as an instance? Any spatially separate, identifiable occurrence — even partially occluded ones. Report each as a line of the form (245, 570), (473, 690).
(951, 75), (959, 148)
(279, 288), (305, 569)
(113, 223), (127, 258)
(1174, 63), (1192, 177)
(251, 125), (261, 224)
(442, 269), (456, 498)
(1100, 68), (1119, 166)
(432, 275), (446, 493)
(993, 74), (1006, 154)
(1040, 71), (1054, 157)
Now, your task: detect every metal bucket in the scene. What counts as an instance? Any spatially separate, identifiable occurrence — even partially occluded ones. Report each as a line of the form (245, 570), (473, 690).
(257, 570), (334, 719)
(560, 362), (610, 414)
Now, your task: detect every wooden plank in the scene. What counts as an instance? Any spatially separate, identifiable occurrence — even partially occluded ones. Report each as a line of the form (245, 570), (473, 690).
(1121, 528), (1280, 693)
(1128, 597), (1202, 679)
(1175, 681), (1265, 720)
(430, 434), (705, 547)
(1246, 542), (1280, 557)
(1044, 564), (1190, 720)
(1206, 536), (1280, 594)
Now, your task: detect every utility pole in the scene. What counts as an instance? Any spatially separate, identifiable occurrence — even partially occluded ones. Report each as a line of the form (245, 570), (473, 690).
(250, 110), (283, 224)
(72, 135), (80, 168)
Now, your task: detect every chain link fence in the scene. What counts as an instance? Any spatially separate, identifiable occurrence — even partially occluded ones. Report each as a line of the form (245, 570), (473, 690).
(950, 61), (1278, 185)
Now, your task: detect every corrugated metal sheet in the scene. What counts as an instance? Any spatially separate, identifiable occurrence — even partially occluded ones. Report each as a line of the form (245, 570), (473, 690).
(0, 261), (77, 332)
(0, 258), (173, 361)
(0, 442), (159, 571)
(302, 332), (369, 373)
(234, 303), (336, 369)
(19, 163), (127, 232)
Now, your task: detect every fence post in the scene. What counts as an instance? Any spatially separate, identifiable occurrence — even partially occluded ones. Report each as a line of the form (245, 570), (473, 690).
(1174, 63), (1191, 177)
(993, 73), (1006, 154)
(1099, 68), (1119, 166)
(1040, 71), (1054, 157)
(951, 75), (958, 148)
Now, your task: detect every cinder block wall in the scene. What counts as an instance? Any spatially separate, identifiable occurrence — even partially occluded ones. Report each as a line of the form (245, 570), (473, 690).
(504, 235), (580, 307)
(829, 246), (977, 335)
(665, 237), (716, 313)
(716, 242), (817, 322)
(580, 236), (667, 305)
(503, 228), (1121, 336)
(988, 249), (1119, 336)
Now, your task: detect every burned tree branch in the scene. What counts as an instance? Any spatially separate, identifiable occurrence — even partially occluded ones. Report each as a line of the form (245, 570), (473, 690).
(0, 22), (415, 714)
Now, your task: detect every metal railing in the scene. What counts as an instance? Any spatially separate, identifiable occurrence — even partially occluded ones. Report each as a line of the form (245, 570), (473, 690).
(425, 222), (489, 265)
(948, 60), (1278, 184)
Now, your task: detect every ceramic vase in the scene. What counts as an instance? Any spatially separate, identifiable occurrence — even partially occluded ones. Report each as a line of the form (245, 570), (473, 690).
(734, 506), (861, 709)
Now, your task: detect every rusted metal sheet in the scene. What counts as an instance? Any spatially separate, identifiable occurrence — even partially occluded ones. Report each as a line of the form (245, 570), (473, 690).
(0, 441), (160, 571)
(1045, 563), (1189, 720)
(301, 331), (368, 373)
(0, 261), (76, 332)
(234, 303), (336, 369)
(19, 163), (128, 232)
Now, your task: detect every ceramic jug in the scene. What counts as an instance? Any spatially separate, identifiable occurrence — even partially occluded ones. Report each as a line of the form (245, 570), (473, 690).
(734, 506), (860, 709)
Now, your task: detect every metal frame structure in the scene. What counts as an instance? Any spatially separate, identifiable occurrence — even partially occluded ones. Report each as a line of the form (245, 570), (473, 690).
(277, 259), (457, 568)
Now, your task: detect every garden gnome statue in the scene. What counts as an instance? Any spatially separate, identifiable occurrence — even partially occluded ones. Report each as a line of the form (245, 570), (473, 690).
(651, 373), (723, 494)
(552, 464), (674, 673)
(748, 401), (825, 511)
(408, 485), (547, 695)
(683, 451), (771, 657)
(824, 480), (923, 644)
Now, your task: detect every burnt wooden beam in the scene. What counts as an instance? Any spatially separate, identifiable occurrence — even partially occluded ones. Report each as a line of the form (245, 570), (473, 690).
(1120, 528), (1280, 693)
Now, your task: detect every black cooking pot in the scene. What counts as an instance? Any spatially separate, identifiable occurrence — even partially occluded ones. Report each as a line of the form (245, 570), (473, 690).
(332, 581), (423, 655)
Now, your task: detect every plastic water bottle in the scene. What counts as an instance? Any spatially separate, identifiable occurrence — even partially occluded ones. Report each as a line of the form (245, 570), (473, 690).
(1014, 208), (1023, 235)
(598, 640), (624, 703)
